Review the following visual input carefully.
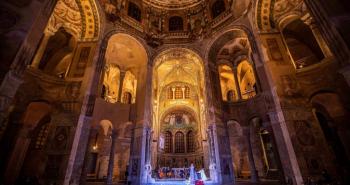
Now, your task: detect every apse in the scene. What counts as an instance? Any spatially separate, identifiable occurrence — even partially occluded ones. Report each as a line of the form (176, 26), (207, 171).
(151, 48), (209, 180)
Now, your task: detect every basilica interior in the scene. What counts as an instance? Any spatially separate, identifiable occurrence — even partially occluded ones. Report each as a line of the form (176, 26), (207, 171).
(0, 0), (350, 185)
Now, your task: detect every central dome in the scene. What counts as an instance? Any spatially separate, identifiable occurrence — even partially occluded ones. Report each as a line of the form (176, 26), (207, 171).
(143, 0), (203, 9)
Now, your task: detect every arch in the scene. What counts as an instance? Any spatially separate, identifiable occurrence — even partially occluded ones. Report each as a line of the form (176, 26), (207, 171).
(22, 102), (52, 129)
(104, 33), (148, 72)
(226, 120), (250, 179)
(153, 48), (204, 71)
(101, 33), (148, 103)
(122, 70), (137, 104)
(254, 0), (304, 32)
(152, 47), (207, 172)
(209, 30), (259, 101)
(99, 119), (113, 136)
(159, 106), (199, 126)
(46, 0), (101, 41)
(218, 64), (238, 102)
(227, 120), (243, 137)
(237, 60), (257, 99)
(102, 63), (120, 103)
(282, 19), (324, 69)
(38, 28), (77, 76)
(311, 92), (347, 119)
(207, 28), (256, 65)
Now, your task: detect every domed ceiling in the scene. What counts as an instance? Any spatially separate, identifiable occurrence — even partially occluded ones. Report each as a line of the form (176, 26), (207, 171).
(143, 0), (203, 9)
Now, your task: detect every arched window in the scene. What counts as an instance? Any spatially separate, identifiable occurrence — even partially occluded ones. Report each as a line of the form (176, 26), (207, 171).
(169, 16), (184, 31)
(282, 19), (324, 69)
(184, 86), (190, 99)
(128, 2), (141, 22)
(187, 131), (195, 153)
(165, 131), (173, 153)
(175, 132), (185, 153)
(218, 65), (239, 102)
(175, 86), (182, 99)
(237, 60), (257, 100)
(37, 28), (75, 77)
(122, 92), (132, 104)
(212, 0), (226, 19)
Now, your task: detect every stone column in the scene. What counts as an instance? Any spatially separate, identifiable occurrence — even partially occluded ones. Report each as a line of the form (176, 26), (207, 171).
(233, 67), (242, 100)
(106, 130), (117, 185)
(302, 13), (333, 58)
(268, 110), (303, 185)
(118, 70), (126, 103)
(63, 39), (105, 185)
(31, 31), (53, 68)
(243, 127), (259, 183)
(4, 127), (32, 185)
(0, 71), (23, 139)
(0, 0), (57, 140)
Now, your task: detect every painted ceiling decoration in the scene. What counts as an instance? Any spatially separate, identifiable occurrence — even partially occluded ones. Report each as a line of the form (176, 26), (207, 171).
(143, 0), (204, 9)
(46, 0), (100, 41)
(256, 0), (304, 31)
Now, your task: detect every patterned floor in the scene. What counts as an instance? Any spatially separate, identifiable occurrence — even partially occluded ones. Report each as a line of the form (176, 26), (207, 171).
(87, 179), (280, 185)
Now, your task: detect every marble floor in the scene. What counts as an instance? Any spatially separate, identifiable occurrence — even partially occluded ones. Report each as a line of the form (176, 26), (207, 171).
(87, 179), (280, 185)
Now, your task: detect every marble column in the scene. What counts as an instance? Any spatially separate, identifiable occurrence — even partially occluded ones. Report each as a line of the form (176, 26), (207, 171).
(243, 127), (259, 183)
(268, 110), (303, 185)
(0, 0), (57, 141)
(302, 13), (333, 58)
(106, 130), (117, 185)
(233, 67), (242, 100)
(118, 70), (126, 103)
(31, 31), (54, 68)
(63, 40), (104, 185)
(4, 127), (32, 185)
(0, 71), (23, 138)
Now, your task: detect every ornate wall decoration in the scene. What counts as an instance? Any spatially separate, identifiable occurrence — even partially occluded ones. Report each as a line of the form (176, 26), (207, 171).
(280, 75), (301, 97)
(266, 38), (284, 62)
(46, 0), (100, 41)
(256, 0), (303, 31)
(293, 120), (315, 146)
(46, 0), (82, 38)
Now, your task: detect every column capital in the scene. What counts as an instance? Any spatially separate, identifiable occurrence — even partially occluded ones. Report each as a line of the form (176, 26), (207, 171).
(301, 13), (314, 26)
